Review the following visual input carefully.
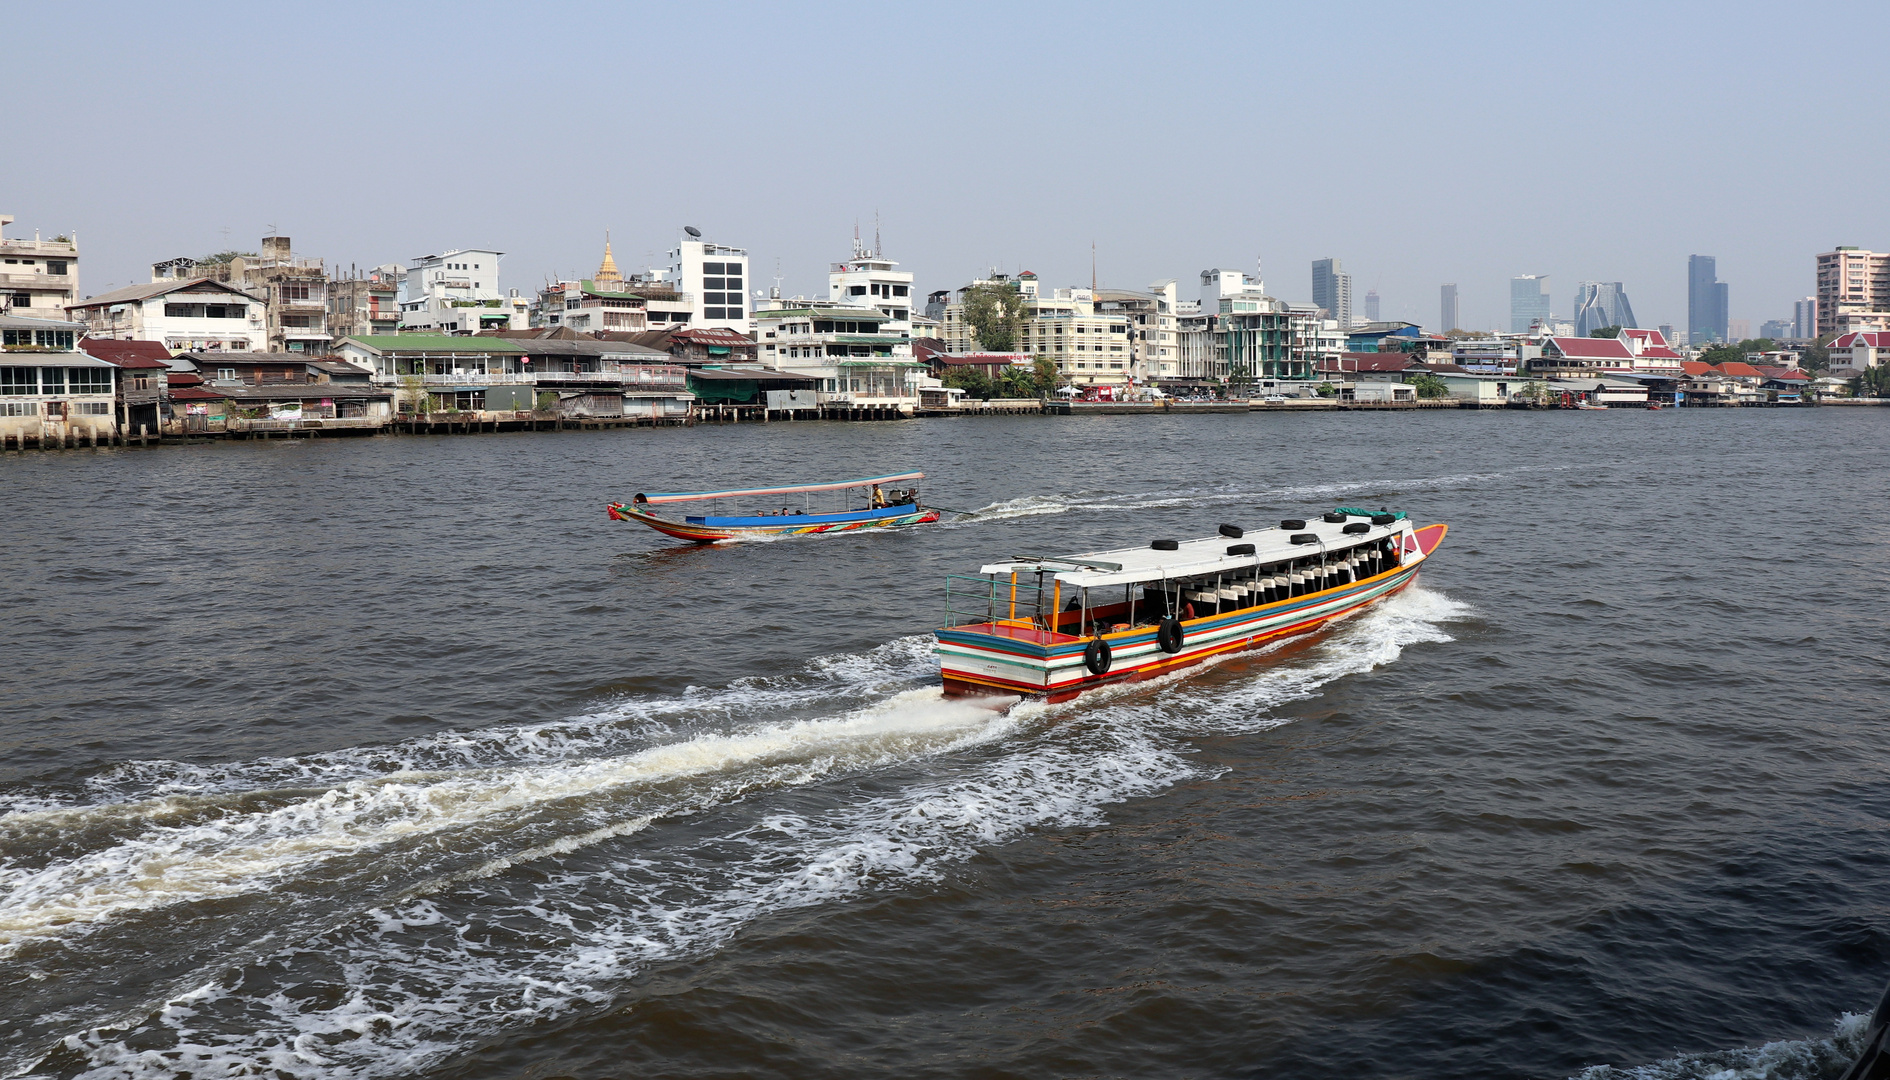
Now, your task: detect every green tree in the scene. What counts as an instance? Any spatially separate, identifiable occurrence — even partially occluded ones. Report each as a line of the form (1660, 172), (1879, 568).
(962, 281), (1030, 351)
(940, 366), (994, 399)
(1408, 373), (1449, 399)
(1032, 353), (1060, 393)
(1799, 331), (1837, 372)
(1849, 366), (1890, 398)
(1698, 338), (1775, 367)
(1588, 325), (1622, 338)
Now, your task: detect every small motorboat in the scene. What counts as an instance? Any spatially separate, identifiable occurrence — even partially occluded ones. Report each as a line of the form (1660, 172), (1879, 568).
(608, 471), (940, 543)
(936, 509), (1446, 702)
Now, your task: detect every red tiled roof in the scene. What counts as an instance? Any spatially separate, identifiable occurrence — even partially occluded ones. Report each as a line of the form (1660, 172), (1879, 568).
(167, 372), (204, 387)
(1717, 362), (1764, 378)
(1620, 328), (1670, 347)
(80, 338), (173, 368)
(1833, 331), (1890, 348)
(168, 387), (224, 401)
(1547, 337), (1634, 359)
(1679, 361), (1714, 376)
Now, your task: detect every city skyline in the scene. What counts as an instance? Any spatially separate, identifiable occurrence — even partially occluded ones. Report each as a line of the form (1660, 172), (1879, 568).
(6, 2), (1885, 335)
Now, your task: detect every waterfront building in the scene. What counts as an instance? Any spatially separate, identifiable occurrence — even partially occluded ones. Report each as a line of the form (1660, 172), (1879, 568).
(79, 338), (172, 436)
(754, 303), (922, 413)
(664, 232), (751, 332)
(1688, 255), (1729, 344)
(399, 248), (528, 334)
(826, 238), (915, 339)
(1364, 289), (1381, 322)
(1290, 306), (1347, 371)
(0, 314), (117, 446)
(1530, 329), (1681, 377)
(0, 215), (79, 320)
(1510, 275), (1551, 334)
(327, 267), (402, 341)
(150, 237), (333, 353)
(1094, 281), (1178, 382)
(68, 278), (266, 352)
(937, 272), (1037, 353)
(1020, 285), (1132, 388)
(1573, 281), (1638, 336)
(1311, 258), (1351, 327)
(1793, 298), (1819, 340)
(1815, 248), (1890, 336)
(1439, 284), (1459, 332)
(1829, 330), (1888, 370)
(1345, 321), (1423, 353)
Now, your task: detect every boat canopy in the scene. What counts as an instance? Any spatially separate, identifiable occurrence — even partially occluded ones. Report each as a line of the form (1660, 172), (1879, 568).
(981, 517), (1409, 589)
(634, 471), (924, 505)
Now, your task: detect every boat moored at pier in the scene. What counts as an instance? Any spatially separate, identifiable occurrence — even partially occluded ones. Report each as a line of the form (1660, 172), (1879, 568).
(608, 471), (940, 542)
(936, 509), (1447, 702)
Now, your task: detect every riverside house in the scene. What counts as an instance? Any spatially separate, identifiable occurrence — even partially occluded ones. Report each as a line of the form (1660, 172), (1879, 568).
(1, 314), (118, 447)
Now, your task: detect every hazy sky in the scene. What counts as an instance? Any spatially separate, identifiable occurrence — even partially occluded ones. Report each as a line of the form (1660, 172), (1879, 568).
(11, 1), (1887, 333)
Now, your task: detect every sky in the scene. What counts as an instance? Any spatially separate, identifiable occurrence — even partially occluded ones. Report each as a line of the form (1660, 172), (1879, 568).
(10, 0), (1887, 334)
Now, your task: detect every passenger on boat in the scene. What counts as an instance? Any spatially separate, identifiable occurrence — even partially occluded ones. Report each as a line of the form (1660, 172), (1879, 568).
(870, 485), (888, 509)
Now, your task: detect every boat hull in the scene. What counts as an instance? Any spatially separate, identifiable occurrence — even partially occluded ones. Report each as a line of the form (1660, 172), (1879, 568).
(608, 502), (940, 542)
(937, 523), (1446, 703)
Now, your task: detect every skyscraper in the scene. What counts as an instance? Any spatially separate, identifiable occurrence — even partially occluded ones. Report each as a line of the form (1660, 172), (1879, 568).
(1510, 275), (1551, 333)
(1311, 258), (1351, 327)
(1688, 255), (1728, 345)
(1439, 284), (1459, 332)
(1573, 282), (1637, 336)
(1794, 297), (1818, 340)
(1363, 289), (1380, 322)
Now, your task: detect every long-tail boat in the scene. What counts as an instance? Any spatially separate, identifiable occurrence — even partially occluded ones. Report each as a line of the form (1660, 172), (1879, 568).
(608, 471), (940, 543)
(936, 508), (1447, 702)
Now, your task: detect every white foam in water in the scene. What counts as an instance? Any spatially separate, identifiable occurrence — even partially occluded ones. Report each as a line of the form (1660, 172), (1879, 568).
(952, 471), (1537, 525)
(38, 586), (1471, 1079)
(1567, 1011), (1871, 1080)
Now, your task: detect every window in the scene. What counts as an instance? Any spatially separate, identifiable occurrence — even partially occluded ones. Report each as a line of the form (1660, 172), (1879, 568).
(849, 285), (867, 296)
(0, 367), (34, 394)
(69, 368), (112, 394)
(280, 284), (310, 301)
(217, 368), (237, 381)
(0, 401), (34, 416)
(892, 285), (908, 297)
(703, 277), (725, 289)
(47, 261), (67, 276)
(453, 390), (485, 410)
(703, 262), (725, 274)
(39, 367), (64, 393)
(282, 316), (313, 328)
(11, 293), (32, 307)
(78, 401), (111, 415)
(705, 308), (727, 320)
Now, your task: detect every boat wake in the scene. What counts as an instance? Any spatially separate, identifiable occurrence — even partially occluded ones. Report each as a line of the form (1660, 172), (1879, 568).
(1567, 1011), (1871, 1079)
(3, 588), (1472, 1079)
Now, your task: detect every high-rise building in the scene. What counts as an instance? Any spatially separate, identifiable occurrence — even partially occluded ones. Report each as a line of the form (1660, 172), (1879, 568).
(1311, 258), (1351, 327)
(665, 232), (753, 331)
(1727, 319), (1750, 342)
(1439, 284), (1459, 331)
(1794, 297), (1818, 340)
(1688, 255), (1728, 345)
(1510, 275), (1551, 333)
(1759, 319), (1792, 340)
(1573, 282), (1637, 336)
(1814, 248), (1890, 337)
(1363, 289), (1380, 322)
(1658, 324), (1678, 344)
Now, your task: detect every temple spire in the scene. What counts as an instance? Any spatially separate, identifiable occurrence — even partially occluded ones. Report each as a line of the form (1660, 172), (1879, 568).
(595, 231), (623, 288)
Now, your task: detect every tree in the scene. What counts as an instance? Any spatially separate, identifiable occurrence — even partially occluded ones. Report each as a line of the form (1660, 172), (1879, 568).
(1444, 328), (1488, 340)
(1698, 338), (1775, 367)
(1589, 325), (1622, 338)
(1408, 373), (1449, 399)
(1799, 331), (1837, 372)
(1032, 353), (1060, 392)
(962, 281), (1029, 351)
(1849, 366), (1890, 398)
(940, 366), (994, 400)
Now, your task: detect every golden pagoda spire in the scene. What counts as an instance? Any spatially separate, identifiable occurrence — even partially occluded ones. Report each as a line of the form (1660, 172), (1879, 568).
(595, 231), (623, 289)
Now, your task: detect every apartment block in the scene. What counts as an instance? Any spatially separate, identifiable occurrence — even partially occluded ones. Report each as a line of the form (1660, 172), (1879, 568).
(0, 215), (79, 320)
(1815, 247), (1890, 337)
(664, 233), (750, 332)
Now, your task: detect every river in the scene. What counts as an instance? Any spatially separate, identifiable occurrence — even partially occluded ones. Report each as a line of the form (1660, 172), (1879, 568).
(2, 408), (1886, 1079)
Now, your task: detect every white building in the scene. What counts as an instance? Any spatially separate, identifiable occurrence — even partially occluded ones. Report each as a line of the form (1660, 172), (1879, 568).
(754, 305), (922, 412)
(1, 314), (118, 446)
(400, 248), (528, 334)
(0, 215), (79, 320)
(67, 278), (266, 352)
(827, 238), (915, 339)
(664, 233), (751, 332)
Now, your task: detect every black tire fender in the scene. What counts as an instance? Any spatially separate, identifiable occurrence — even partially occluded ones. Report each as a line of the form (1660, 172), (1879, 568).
(1157, 617), (1185, 654)
(1084, 636), (1113, 676)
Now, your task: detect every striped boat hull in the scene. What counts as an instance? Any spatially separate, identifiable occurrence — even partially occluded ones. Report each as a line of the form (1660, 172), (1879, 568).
(608, 503), (941, 543)
(937, 522), (1446, 703)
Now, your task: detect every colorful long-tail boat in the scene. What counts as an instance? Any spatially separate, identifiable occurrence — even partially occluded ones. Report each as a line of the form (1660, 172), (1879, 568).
(608, 471), (940, 543)
(936, 509), (1446, 702)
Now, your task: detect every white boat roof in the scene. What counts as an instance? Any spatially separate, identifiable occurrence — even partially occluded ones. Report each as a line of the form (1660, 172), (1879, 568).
(981, 516), (1408, 589)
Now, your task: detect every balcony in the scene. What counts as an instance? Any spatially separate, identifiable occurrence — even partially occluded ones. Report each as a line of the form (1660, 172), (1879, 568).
(0, 272), (73, 288)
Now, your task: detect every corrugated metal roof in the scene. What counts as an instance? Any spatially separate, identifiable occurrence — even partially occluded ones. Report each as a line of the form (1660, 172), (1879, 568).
(338, 335), (527, 354)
